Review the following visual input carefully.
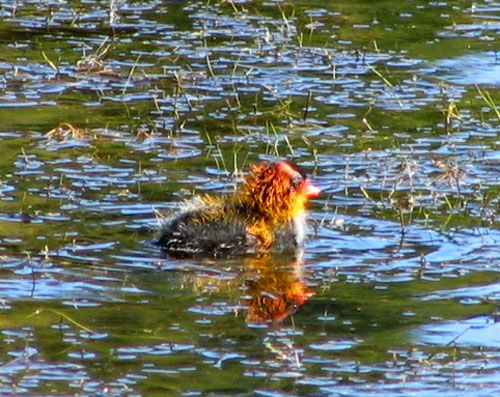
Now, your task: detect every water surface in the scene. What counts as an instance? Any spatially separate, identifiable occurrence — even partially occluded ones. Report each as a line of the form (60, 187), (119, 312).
(0, 0), (499, 395)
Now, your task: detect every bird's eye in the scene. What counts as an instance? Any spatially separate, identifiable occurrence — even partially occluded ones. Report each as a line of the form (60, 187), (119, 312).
(291, 174), (303, 190)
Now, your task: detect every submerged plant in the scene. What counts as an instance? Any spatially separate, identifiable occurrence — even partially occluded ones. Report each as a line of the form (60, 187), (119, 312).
(46, 123), (93, 142)
(476, 85), (500, 121)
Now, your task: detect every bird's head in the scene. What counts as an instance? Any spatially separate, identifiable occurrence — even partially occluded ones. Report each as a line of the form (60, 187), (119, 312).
(239, 161), (320, 223)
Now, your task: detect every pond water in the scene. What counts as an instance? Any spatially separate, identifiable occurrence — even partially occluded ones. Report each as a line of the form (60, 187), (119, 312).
(0, 0), (499, 395)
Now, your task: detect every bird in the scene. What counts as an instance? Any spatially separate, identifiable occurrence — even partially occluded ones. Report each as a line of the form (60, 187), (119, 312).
(155, 161), (320, 256)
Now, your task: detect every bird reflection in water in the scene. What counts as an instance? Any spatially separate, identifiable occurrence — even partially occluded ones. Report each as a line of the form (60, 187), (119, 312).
(182, 251), (314, 324)
(242, 252), (314, 324)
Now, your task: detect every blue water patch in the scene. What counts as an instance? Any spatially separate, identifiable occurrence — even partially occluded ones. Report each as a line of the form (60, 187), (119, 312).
(435, 52), (500, 85)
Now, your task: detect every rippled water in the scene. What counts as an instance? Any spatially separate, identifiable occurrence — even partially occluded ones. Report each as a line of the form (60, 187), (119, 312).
(0, 0), (499, 395)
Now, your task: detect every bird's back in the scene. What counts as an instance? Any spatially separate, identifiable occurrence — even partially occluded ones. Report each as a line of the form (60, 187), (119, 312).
(156, 197), (251, 256)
